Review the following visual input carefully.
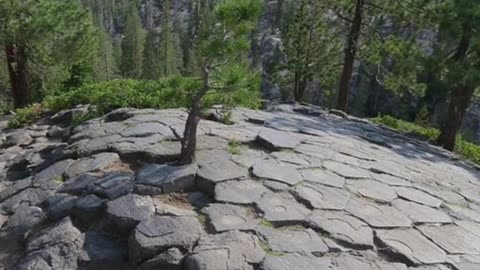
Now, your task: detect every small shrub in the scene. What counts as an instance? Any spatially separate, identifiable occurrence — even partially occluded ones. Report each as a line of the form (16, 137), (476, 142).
(8, 103), (45, 129)
(227, 140), (241, 155)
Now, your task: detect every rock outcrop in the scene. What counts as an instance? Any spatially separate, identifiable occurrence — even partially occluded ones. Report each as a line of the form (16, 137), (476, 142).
(0, 104), (480, 269)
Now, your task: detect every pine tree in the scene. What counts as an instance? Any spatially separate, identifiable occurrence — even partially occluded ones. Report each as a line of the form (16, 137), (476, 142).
(178, 0), (263, 164)
(158, 0), (183, 76)
(0, 0), (97, 108)
(142, 31), (162, 79)
(120, 4), (144, 79)
(94, 29), (116, 81)
(280, 0), (341, 102)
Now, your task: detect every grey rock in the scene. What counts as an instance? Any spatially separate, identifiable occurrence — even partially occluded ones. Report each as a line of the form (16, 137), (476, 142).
(256, 192), (310, 225)
(294, 183), (350, 210)
(371, 172), (412, 187)
(456, 220), (480, 238)
(59, 173), (100, 195)
(256, 128), (301, 150)
(51, 105), (90, 125)
(257, 226), (328, 255)
(197, 159), (247, 192)
(323, 160), (371, 179)
(446, 254), (480, 270)
(17, 217), (84, 270)
(78, 231), (128, 270)
(34, 159), (75, 184)
(3, 130), (32, 147)
(331, 253), (408, 270)
(40, 194), (78, 220)
(375, 229), (446, 264)
(202, 203), (258, 232)
(418, 225), (480, 255)
(0, 188), (50, 214)
(121, 122), (173, 138)
(0, 177), (32, 202)
(184, 230), (264, 270)
(272, 151), (311, 166)
(395, 187), (443, 208)
(392, 199), (452, 224)
(87, 171), (134, 199)
(105, 194), (155, 232)
(135, 163), (197, 194)
(215, 179), (269, 205)
(346, 180), (397, 203)
(301, 168), (345, 188)
(139, 248), (184, 270)
(5, 206), (46, 235)
(346, 198), (412, 228)
(251, 159), (302, 186)
(308, 210), (374, 249)
(65, 152), (121, 179)
(46, 125), (71, 139)
(130, 215), (203, 266)
(261, 254), (333, 270)
(72, 194), (106, 223)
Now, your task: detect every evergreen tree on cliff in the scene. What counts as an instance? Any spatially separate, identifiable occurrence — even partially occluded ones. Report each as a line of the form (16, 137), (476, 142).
(120, 3), (144, 79)
(178, 0), (263, 164)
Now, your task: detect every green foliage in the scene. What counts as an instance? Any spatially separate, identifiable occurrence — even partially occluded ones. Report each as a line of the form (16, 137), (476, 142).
(227, 140), (241, 155)
(8, 103), (44, 129)
(43, 78), (261, 114)
(120, 4), (144, 78)
(142, 31), (162, 79)
(371, 115), (480, 165)
(278, 0), (341, 102)
(158, 0), (183, 77)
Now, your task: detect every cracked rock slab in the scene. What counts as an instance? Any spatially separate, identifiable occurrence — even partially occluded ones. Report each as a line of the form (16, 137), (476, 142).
(261, 254), (333, 270)
(308, 210), (374, 249)
(395, 187), (443, 208)
(257, 226), (328, 255)
(301, 168), (345, 188)
(197, 159), (247, 192)
(294, 183), (350, 210)
(323, 160), (371, 179)
(346, 198), (412, 228)
(106, 194), (155, 232)
(256, 192), (310, 225)
(392, 199), (452, 224)
(87, 171), (134, 199)
(346, 179), (397, 203)
(130, 215), (203, 266)
(135, 164), (197, 194)
(251, 159), (303, 186)
(375, 229), (446, 265)
(184, 231), (265, 270)
(418, 225), (480, 255)
(215, 179), (269, 205)
(255, 128), (301, 150)
(202, 203), (258, 232)
(65, 152), (121, 179)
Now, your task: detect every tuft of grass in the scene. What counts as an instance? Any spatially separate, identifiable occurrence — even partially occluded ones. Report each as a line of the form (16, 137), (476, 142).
(370, 115), (480, 166)
(259, 218), (275, 228)
(259, 240), (285, 256)
(227, 140), (242, 155)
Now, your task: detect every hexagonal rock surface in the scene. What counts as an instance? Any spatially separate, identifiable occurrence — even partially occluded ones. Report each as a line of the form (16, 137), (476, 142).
(251, 159), (303, 186)
(375, 229), (446, 265)
(418, 225), (480, 255)
(130, 216), (204, 266)
(202, 203), (258, 232)
(294, 183), (350, 210)
(346, 179), (397, 203)
(261, 254), (333, 270)
(87, 171), (134, 199)
(78, 231), (128, 269)
(184, 231), (265, 270)
(323, 160), (371, 179)
(255, 128), (301, 150)
(446, 254), (480, 270)
(135, 163), (197, 194)
(392, 199), (452, 224)
(257, 226), (328, 255)
(256, 192), (310, 225)
(197, 159), (247, 192)
(65, 152), (121, 179)
(346, 198), (412, 228)
(370, 173), (412, 187)
(395, 187), (443, 208)
(214, 179), (269, 205)
(301, 168), (345, 188)
(105, 194), (155, 232)
(308, 210), (374, 249)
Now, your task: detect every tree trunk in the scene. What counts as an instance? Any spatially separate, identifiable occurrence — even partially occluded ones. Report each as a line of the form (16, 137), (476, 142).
(438, 23), (473, 151)
(336, 0), (365, 112)
(179, 65), (209, 164)
(5, 43), (32, 108)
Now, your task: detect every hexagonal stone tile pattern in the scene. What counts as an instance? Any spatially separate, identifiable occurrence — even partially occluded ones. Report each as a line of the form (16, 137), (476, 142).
(375, 229), (446, 264)
(2, 105), (480, 270)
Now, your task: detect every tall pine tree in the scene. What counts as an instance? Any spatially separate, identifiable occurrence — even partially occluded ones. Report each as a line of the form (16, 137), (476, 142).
(120, 3), (144, 79)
